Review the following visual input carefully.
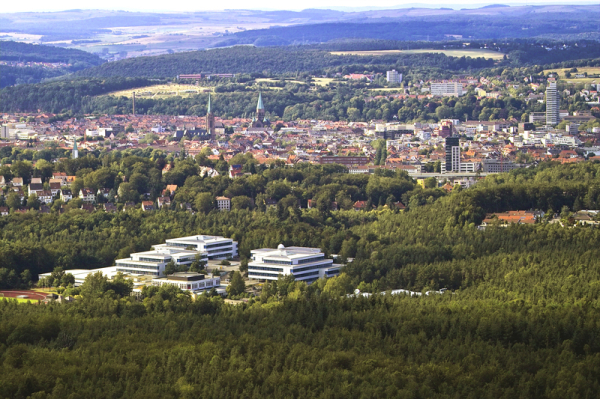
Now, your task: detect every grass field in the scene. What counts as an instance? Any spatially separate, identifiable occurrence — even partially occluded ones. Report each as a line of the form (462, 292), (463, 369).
(543, 67), (600, 85)
(0, 297), (37, 303)
(107, 84), (212, 99)
(313, 78), (335, 86)
(331, 49), (505, 60)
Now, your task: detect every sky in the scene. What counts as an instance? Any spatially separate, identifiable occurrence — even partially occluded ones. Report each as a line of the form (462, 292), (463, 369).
(1, 0), (595, 13)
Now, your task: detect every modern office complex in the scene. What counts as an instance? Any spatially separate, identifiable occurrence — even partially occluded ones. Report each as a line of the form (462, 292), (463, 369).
(248, 244), (343, 283)
(151, 272), (221, 293)
(155, 235), (238, 260)
(545, 80), (559, 125)
(115, 248), (202, 276)
(444, 137), (461, 172)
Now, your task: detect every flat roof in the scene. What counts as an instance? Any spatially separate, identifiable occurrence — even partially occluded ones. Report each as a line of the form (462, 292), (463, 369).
(165, 235), (233, 244)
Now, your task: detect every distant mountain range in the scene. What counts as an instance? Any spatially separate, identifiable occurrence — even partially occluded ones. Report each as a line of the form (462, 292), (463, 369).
(0, 5), (597, 52)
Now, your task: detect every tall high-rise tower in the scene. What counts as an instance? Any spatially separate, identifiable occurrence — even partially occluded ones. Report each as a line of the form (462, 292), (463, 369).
(546, 80), (559, 125)
(206, 93), (215, 139)
(445, 136), (460, 172)
(72, 139), (79, 159)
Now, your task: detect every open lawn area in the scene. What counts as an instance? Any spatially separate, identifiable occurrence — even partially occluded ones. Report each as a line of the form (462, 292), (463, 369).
(107, 84), (212, 99)
(543, 67), (600, 85)
(331, 49), (505, 60)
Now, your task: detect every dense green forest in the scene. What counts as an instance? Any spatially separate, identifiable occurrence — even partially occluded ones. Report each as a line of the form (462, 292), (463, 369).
(0, 41), (104, 88)
(0, 41), (103, 67)
(3, 161), (600, 397)
(73, 45), (495, 79)
(0, 66), (64, 89)
(225, 14), (600, 43)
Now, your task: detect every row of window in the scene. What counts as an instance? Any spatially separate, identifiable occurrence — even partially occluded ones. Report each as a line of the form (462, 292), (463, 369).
(138, 257), (164, 263)
(166, 242), (196, 249)
(205, 241), (233, 249)
(293, 270), (320, 279)
(116, 268), (159, 276)
(248, 272), (280, 278)
(292, 263), (330, 274)
(116, 263), (160, 271)
(248, 266), (284, 272)
(296, 255), (325, 264)
(263, 259), (292, 265)
(207, 247), (233, 254)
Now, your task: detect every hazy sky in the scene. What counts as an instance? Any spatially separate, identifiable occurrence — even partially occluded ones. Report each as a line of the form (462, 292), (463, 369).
(1, 1), (590, 13)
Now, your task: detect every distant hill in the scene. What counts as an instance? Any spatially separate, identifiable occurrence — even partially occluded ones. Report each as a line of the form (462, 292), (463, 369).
(74, 45), (495, 79)
(0, 41), (103, 67)
(222, 6), (600, 46)
(0, 41), (104, 87)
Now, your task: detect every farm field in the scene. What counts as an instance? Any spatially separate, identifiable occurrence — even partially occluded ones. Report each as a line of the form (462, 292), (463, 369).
(107, 84), (212, 99)
(331, 48), (505, 60)
(543, 66), (600, 84)
(313, 77), (335, 86)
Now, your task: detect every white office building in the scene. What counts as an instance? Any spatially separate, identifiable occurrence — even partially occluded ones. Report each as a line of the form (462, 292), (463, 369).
(115, 248), (203, 277)
(151, 272), (221, 293)
(155, 235), (238, 260)
(248, 244), (343, 283)
(386, 70), (403, 84)
(431, 81), (464, 97)
(216, 196), (231, 211)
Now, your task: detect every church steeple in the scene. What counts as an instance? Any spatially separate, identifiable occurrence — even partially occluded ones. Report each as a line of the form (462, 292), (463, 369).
(207, 93), (211, 113)
(257, 91), (264, 111)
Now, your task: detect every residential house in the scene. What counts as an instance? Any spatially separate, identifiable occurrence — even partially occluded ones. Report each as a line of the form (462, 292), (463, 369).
(65, 176), (76, 187)
(97, 188), (111, 199)
(80, 188), (96, 203)
(141, 201), (154, 211)
(157, 196), (171, 208)
(28, 183), (44, 197)
(49, 182), (61, 197)
(38, 190), (53, 204)
(163, 185), (178, 197)
(60, 189), (73, 202)
(0, 207), (8, 216)
(104, 203), (118, 213)
(12, 177), (23, 187)
(52, 172), (67, 184)
(31, 177), (42, 185)
(81, 204), (94, 212)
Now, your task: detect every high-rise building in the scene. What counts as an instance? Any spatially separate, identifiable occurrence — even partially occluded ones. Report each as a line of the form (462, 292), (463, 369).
(545, 80), (559, 125)
(206, 93), (215, 139)
(386, 70), (402, 84)
(445, 136), (460, 172)
(72, 139), (78, 159)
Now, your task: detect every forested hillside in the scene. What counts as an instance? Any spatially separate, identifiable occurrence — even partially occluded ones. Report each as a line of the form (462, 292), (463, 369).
(2, 161), (600, 397)
(0, 41), (104, 87)
(0, 41), (103, 67)
(74, 46), (495, 79)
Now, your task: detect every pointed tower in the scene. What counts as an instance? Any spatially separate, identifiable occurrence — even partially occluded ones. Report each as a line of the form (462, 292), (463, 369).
(252, 92), (265, 128)
(72, 139), (79, 159)
(206, 93), (215, 139)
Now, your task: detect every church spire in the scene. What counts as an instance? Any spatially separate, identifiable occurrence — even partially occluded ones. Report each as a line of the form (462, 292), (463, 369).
(257, 91), (264, 111)
(208, 93), (211, 113)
